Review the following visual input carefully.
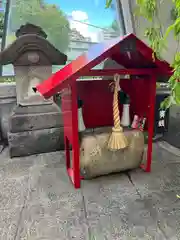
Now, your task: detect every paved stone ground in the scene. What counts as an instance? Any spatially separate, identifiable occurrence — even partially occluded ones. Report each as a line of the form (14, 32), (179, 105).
(0, 143), (180, 240)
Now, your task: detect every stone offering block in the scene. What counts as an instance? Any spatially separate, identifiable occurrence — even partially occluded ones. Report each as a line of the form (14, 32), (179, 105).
(8, 127), (64, 157)
(8, 103), (64, 157)
(80, 127), (144, 179)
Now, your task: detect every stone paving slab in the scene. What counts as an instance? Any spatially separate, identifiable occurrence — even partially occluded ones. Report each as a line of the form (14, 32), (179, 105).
(0, 207), (22, 240)
(17, 195), (88, 240)
(15, 150), (88, 239)
(158, 141), (180, 158)
(0, 144), (180, 239)
(129, 143), (180, 239)
(0, 176), (28, 210)
(81, 175), (166, 239)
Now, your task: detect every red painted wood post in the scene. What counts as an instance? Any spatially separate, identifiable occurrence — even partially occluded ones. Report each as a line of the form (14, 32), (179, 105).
(71, 82), (81, 188)
(146, 74), (157, 172)
(64, 136), (70, 169)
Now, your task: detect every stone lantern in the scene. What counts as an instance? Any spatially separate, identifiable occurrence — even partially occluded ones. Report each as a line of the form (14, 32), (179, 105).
(0, 23), (67, 157)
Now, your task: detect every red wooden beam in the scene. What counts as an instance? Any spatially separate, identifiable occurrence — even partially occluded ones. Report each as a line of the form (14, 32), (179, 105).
(84, 69), (159, 76)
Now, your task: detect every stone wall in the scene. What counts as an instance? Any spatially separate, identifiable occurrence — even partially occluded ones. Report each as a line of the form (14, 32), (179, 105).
(170, 105), (180, 120)
(164, 105), (180, 148)
(128, 0), (179, 64)
(0, 83), (16, 141)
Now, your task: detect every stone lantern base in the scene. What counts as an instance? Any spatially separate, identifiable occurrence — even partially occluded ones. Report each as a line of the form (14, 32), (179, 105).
(7, 103), (64, 157)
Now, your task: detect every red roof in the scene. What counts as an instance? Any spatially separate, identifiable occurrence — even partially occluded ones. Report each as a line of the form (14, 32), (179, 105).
(36, 33), (172, 98)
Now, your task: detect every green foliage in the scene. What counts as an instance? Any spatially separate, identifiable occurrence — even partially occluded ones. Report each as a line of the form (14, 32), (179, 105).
(9, 0), (70, 52)
(105, 0), (113, 9)
(144, 27), (167, 59)
(107, 0), (180, 109)
(0, 12), (4, 37)
(135, 0), (180, 108)
(111, 20), (119, 32)
(0, 76), (15, 83)
(107, 2), (119, 33)
(134, 0), (180, 108)
(134, 0), (156, 21)
(171, 7), (178, 21)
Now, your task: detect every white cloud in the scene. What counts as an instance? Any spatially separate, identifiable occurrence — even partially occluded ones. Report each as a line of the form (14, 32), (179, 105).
(69, 10), (99, 42)
(71, 10), (88, 21)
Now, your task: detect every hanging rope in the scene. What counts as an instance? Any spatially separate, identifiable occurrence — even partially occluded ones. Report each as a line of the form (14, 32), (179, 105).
(107, 74), (128, 150)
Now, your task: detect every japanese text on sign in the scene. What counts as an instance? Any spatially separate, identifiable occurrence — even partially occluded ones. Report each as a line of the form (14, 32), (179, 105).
(158, 110), (166, 127)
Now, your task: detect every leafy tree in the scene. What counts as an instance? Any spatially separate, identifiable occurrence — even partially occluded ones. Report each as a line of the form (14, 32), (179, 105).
(0, 12), (4, 38)
(107, 2), (120, 33)
(106, 0), (180, 108)
(105, 0), (114, 9)
(111, 20), (119, 32)
(8, 0), (70, 52)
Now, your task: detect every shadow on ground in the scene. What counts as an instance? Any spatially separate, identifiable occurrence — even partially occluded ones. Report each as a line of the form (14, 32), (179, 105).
(0, 143), (180, 239)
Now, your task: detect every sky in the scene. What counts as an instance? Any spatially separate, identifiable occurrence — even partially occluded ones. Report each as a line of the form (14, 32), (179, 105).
(44, 0), (118, 42)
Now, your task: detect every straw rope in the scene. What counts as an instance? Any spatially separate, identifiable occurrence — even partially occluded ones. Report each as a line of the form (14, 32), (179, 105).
(107, 74), (128, 150)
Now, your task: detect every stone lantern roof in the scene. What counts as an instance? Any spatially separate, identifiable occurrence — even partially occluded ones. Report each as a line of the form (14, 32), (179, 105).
(0, 23), (67, 66)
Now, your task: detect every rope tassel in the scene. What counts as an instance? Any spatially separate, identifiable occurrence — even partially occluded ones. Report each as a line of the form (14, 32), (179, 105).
(107, 74), (128, 150)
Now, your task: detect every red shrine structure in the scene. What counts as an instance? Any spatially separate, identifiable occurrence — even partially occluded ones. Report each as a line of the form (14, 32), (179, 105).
(35, 33), (172, 189)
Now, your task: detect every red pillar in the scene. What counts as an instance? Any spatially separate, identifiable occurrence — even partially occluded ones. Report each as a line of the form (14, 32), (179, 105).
(71, 82), (81, 188)
(146, 74), (157, 172)
(64, 136), (70, 169)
